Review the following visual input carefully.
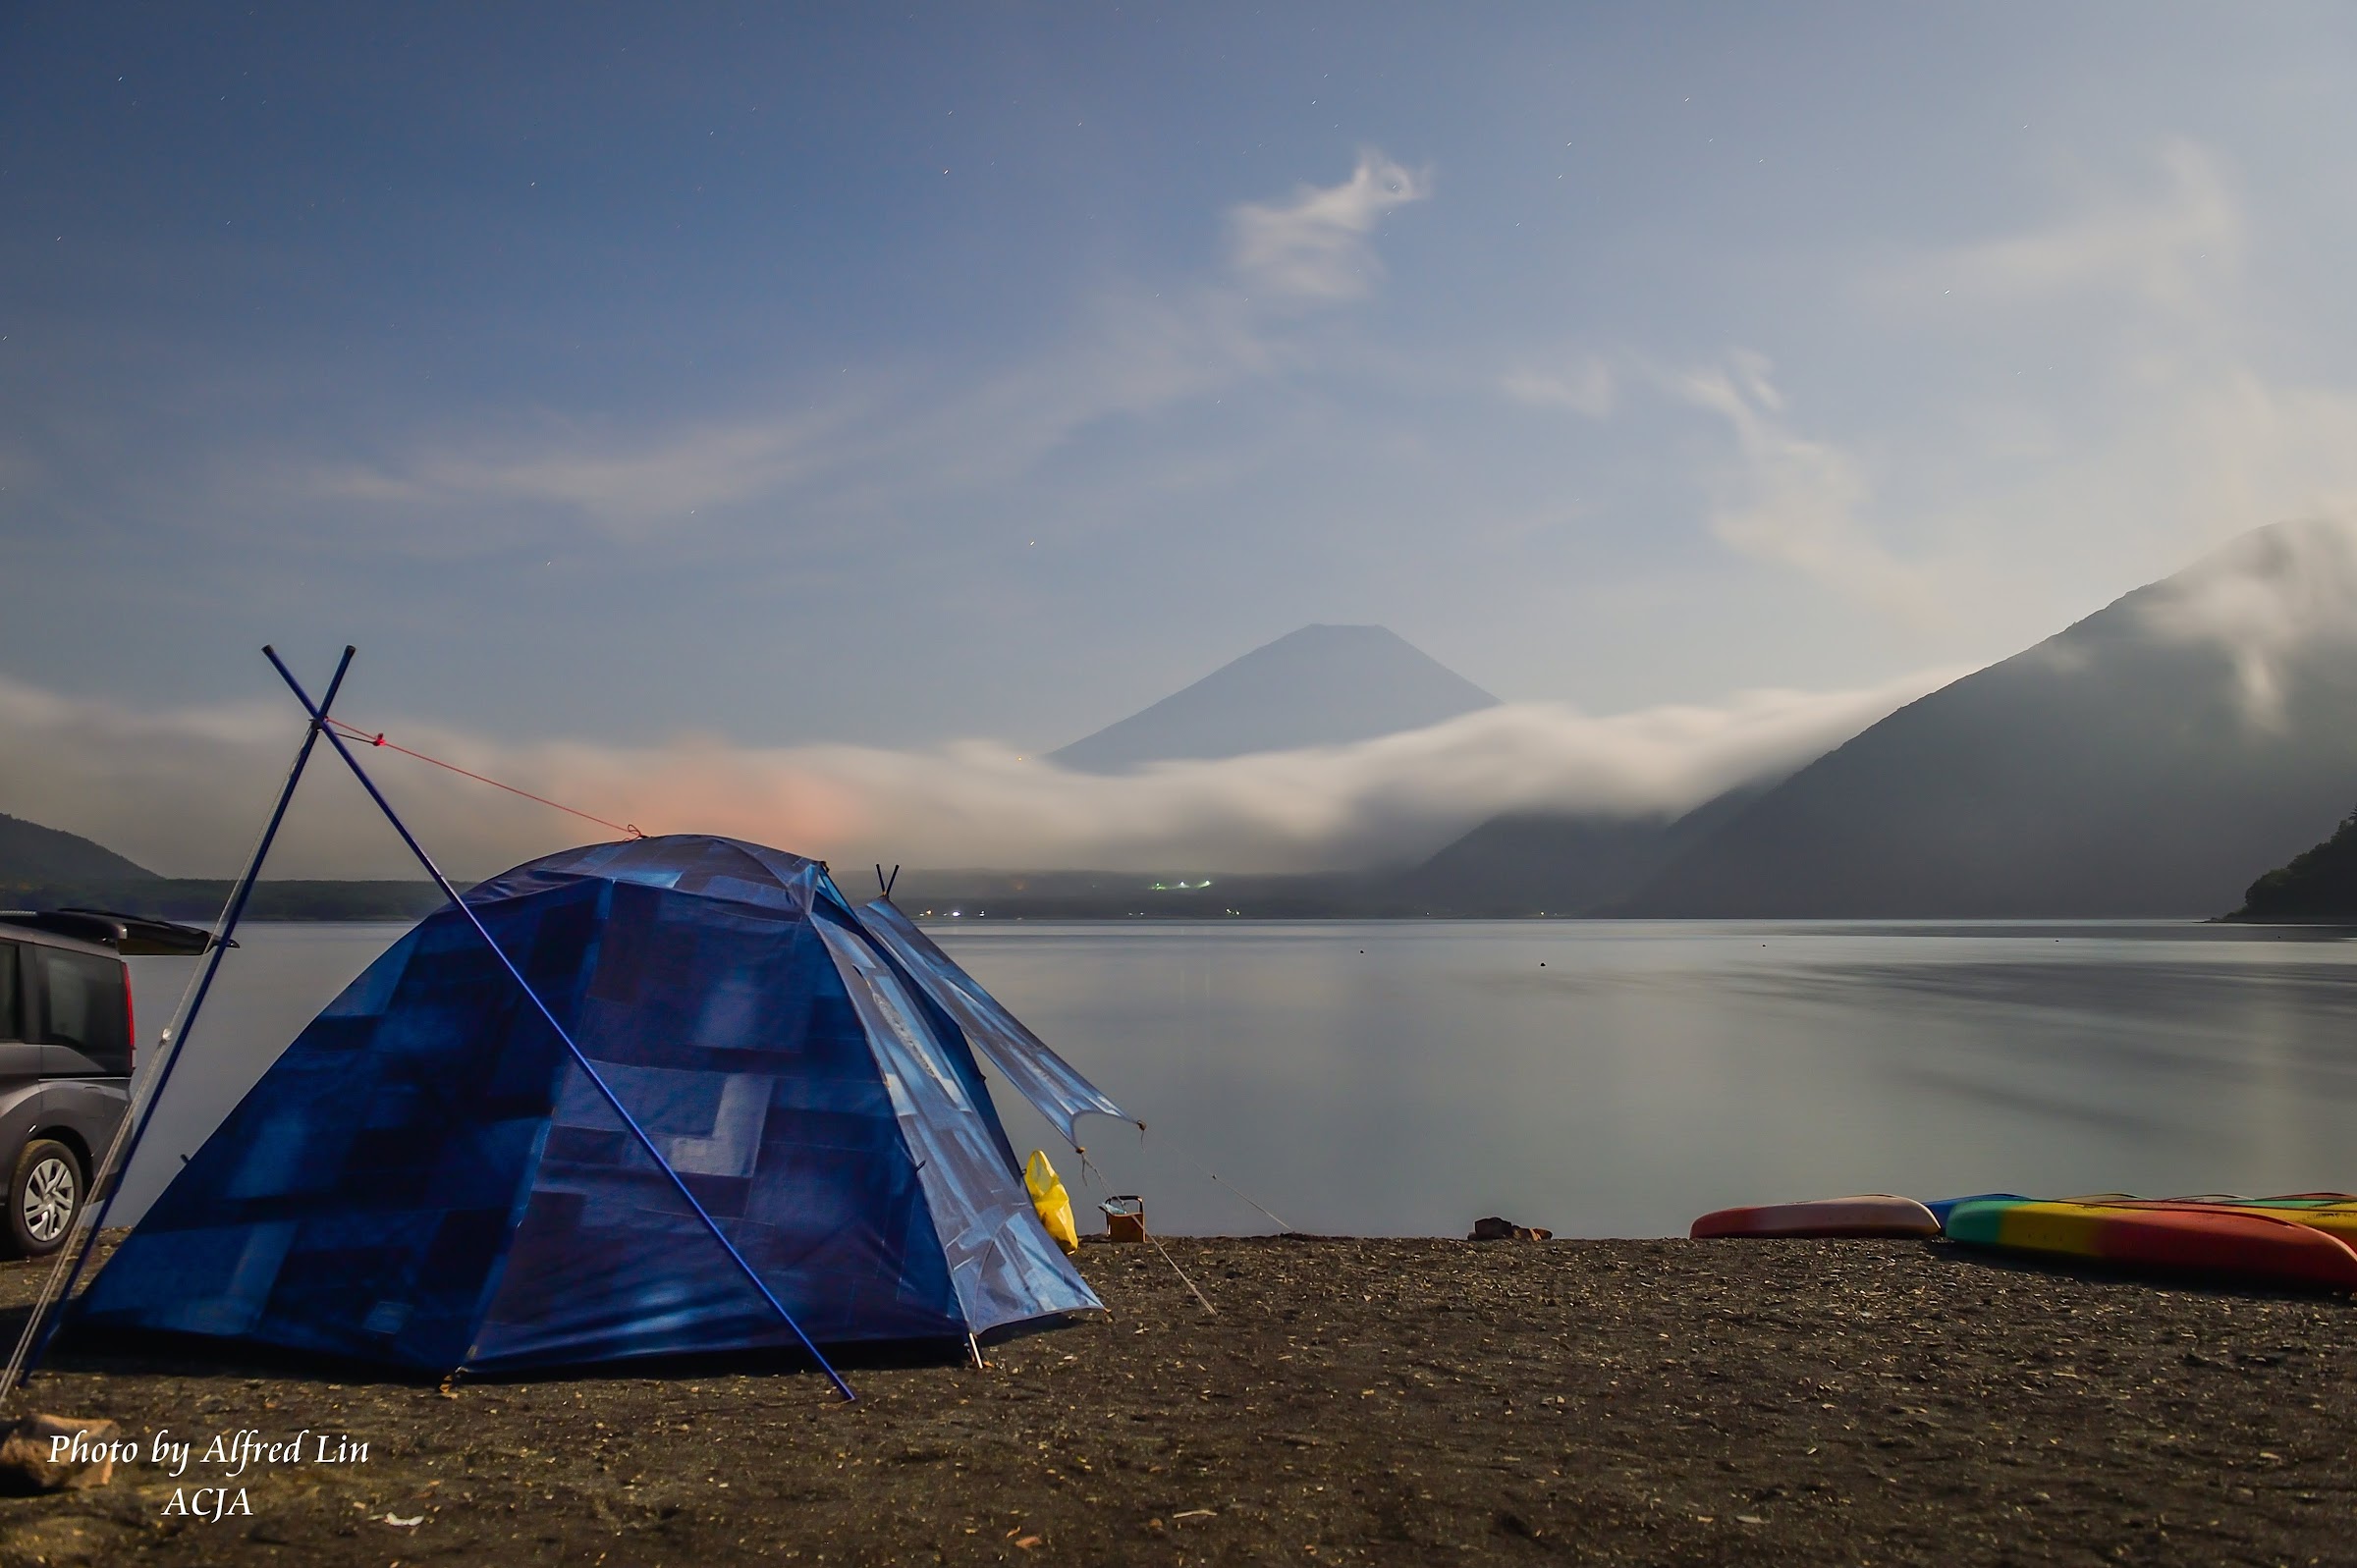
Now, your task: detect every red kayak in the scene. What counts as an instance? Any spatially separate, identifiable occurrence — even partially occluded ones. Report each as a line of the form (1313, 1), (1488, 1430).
(1690, 1195), (1942, 1240)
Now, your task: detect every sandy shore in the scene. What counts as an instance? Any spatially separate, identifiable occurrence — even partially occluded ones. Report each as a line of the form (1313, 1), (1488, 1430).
(0, 1233), (2348, 1565)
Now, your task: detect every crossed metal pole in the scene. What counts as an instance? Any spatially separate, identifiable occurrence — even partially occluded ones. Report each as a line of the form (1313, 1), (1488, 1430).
(10, 647), (853, 1402)
(3, 648), (358, 1396)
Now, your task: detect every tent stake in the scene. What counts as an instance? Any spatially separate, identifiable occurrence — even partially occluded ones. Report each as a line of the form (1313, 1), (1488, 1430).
(2, 645), (356, 1399)
(265, 649), (857, 1403)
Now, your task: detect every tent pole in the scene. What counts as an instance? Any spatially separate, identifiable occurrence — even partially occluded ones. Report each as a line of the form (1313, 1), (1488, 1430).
(264, 649), (857, 1403)
(3, 644), (356, 1397)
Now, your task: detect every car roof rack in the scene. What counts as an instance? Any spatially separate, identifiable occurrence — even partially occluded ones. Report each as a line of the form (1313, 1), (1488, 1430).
(0, 909), (232, 956)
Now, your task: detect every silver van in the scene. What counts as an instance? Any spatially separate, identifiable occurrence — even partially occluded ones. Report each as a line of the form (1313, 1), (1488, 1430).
(0, 910), (214, 1257)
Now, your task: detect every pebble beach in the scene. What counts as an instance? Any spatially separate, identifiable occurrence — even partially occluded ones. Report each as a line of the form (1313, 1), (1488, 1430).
(0, 1233), (2349, 1565)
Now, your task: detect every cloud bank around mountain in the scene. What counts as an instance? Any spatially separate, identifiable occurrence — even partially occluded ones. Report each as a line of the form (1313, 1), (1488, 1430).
(2133, 514), (2357, 726)
(0, 668), (1955, 883)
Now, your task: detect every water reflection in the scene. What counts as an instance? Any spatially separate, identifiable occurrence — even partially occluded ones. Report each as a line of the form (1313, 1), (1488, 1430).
(939, 921), (2357, 1237)
(115, 919), (2357, 1238)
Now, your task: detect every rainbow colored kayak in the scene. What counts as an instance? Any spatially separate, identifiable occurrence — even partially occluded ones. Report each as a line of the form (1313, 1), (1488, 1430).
(2057, 1194), (2357, 1245)
(1944, 1198), (2357, 1292)
(1690, 1195), (1942, 1240)
(1923, 1193), (2029, 1228)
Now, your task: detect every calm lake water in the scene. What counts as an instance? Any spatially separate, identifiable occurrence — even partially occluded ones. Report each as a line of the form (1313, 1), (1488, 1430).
(116, 919), (2357, 1238)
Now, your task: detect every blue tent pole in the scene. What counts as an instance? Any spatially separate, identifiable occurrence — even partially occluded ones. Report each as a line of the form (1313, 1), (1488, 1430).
(5, 644), (357, 1393)
(262, 649), (856, 1402)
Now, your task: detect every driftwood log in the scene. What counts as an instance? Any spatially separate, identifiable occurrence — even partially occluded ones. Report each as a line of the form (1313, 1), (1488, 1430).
(0, 1415), (122, 1493)
(1468, 1216), (1553, 1241)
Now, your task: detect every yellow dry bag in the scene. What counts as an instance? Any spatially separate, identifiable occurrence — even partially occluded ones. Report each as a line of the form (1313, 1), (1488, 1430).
(1024, 1150), (1080, 1256)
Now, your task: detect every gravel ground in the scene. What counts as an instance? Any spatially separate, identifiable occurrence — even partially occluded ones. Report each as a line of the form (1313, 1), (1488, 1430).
(0, 1234), (2350, 1565)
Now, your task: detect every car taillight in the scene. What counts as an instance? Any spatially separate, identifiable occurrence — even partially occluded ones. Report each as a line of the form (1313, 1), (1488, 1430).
(122, 965), (136, 1077)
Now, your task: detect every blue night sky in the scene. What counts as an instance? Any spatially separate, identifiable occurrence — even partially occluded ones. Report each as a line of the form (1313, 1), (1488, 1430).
(8, 4), (2357, 790)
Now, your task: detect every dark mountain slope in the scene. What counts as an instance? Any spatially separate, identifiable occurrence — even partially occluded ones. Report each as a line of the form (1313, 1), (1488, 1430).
(0, 810), (158, 886)
(0, 810), (448, 919)
(1618, 520), (2357, 917)
(1398, 782), (1777, 916)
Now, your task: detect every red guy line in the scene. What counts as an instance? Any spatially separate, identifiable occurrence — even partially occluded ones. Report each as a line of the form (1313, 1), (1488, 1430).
(325, 718), (645, 839)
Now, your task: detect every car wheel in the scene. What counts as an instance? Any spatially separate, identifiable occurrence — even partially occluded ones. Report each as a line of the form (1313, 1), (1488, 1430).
(7, 1139), (82, 1258)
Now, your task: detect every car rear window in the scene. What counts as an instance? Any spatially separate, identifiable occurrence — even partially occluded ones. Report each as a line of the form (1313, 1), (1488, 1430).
(35, 946), (130, 1073)
(0, 944), (18, 1041)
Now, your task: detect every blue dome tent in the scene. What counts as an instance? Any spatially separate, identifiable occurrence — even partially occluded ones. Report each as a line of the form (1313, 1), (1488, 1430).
(70, 835), (1134, 1375)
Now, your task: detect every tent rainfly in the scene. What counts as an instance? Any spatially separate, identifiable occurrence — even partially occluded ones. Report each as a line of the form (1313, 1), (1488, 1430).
(71, 835), (1135, 1373)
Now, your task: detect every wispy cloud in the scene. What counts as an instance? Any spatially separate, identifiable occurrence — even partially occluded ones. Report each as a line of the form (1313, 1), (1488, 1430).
(1227, 151), (1432, 303)
(1932, 138), (2241, 316)
(2135, 514), (2357, 726)
(281, 153), (1430, 546)
(1473, 142), (2278, 647)
(1521, 141), (2319, 641)
(1900, 140), (2357, 581)
(0, 668), (1949, 881)
(302, 406), (862, 538)
(1502, 356), (1617, 417)
(1677, 351), (1944, 623)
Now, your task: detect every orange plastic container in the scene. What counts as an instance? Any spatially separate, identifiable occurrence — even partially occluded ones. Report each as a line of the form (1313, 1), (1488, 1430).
(1099, 1196), (1147, 1244)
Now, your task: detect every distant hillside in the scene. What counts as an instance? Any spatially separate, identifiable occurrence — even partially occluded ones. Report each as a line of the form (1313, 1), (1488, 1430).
(0, 811), (158, 886)
(1617, 519), (2357, 917)
(1398, 782), (1776, 916)
(1050, 624), (1499, 774)
(878, 784), (1784, 919)
(0, 809), (451, 920)
(2, 878), (455, 922)
(884, 867), (1421, 919)
(1405, 812), (1672, 917)
(2227, 805), (2357, 921)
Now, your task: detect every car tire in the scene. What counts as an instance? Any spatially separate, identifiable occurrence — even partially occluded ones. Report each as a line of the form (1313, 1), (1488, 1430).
(6, 1139), (82, 1259)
